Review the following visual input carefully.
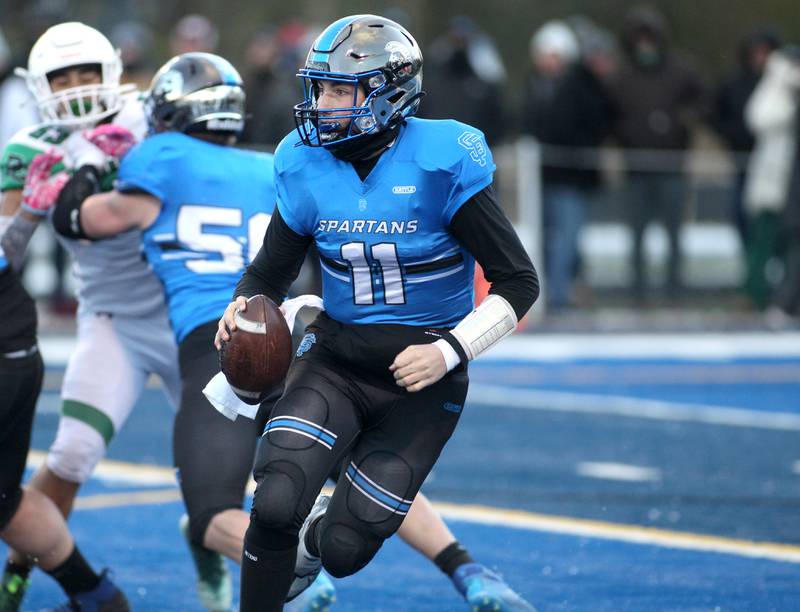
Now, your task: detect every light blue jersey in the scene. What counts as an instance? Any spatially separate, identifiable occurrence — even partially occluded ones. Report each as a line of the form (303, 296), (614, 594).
(275, 117), (494, 327)
(117, 132), (276, 343)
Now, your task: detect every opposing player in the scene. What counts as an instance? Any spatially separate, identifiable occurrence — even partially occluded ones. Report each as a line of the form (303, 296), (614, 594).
(216, 14), (539, 612)
(0, 161), (128, 611)
(0, 22), (180, 610)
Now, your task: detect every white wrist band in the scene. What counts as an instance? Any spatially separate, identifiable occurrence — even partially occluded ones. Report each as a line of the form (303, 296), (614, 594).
(433, 338), (461, 372)
(449, 294), (518, 361)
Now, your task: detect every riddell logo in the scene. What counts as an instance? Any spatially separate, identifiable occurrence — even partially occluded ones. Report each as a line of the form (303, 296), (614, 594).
(244, 550), (258, 562)
(392, 185), (416, 194)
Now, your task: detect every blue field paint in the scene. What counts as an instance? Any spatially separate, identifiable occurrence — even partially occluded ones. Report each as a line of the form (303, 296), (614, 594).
(5, 500), (799, 611)
(19, 352), (800, 610)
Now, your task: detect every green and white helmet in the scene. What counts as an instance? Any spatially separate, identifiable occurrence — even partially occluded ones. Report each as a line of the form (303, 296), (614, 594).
(294, 14), (424, 147)
(16, 22), (131, 127)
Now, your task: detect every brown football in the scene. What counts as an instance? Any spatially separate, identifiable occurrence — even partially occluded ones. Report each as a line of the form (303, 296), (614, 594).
(220, 294), (292, 404)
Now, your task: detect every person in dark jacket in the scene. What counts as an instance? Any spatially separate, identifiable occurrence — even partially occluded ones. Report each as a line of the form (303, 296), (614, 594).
(521, 19), (616, 309)
(606, 5), (709, 298)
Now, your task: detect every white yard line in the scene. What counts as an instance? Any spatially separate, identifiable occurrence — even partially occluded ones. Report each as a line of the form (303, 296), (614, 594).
(576, 461), (662, 482)
(468, 385), (800, 431)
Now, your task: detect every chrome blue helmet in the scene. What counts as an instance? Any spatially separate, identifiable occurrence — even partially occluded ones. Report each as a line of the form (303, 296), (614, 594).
(145, 52), (245, 136)
(294, 14), (423, 147)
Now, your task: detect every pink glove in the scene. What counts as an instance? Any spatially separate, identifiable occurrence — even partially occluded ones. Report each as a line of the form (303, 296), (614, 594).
(84, 124), (137, 160)
(21, 151), (69, 217)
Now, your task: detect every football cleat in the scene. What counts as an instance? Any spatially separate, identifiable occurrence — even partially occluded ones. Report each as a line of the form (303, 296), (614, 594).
(286, 494), (330, 602)
(48, 569), (129, 611)
(283, 571), (336, 612)
(0, 568), (29, 612)
(452, 563), (536, 612)
(179, 514), (232, 612)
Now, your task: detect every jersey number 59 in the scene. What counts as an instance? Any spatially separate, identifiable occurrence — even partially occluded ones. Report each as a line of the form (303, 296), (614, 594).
(176, 205), (270, 273)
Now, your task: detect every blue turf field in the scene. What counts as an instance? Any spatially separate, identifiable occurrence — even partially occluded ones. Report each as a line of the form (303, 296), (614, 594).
(6, 334), (800, 611)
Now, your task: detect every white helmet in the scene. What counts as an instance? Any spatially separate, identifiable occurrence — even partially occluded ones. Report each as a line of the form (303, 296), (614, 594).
(15, 22), (130, 127)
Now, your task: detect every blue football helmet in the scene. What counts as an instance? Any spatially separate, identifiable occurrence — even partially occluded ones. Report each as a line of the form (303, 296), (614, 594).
(294, 14), (423, 147)
(145, 52), (245, 136)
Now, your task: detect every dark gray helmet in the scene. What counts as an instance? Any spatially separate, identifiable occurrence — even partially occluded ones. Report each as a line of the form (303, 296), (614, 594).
(145, 52), (245, 135)
(294, 14), (423, 147)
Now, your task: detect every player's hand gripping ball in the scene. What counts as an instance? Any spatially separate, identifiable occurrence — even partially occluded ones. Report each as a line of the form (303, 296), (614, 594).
(219, 295), (292, 404)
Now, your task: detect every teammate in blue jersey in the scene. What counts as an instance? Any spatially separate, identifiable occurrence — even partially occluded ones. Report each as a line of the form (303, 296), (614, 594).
(48, 52), (290, 612)
(216, 15), (539, 612)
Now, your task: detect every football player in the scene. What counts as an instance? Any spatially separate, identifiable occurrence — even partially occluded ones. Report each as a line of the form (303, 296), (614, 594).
(49, 51), (330, 612)
(54, 45), (537, 610)
(215, 14), (539, 612)
(0, 22), (180, 611)
(0, 160), (128, 610)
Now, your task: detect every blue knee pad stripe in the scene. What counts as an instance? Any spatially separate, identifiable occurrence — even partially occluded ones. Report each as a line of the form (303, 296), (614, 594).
(345, 462), (413, 515)
(263, 416), (337, 449)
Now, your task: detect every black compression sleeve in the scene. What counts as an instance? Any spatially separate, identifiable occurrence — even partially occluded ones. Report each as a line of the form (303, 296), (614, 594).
(51, 165), (101, 240)
(234, 207), (311, 304)
(449, 185), (539, 320)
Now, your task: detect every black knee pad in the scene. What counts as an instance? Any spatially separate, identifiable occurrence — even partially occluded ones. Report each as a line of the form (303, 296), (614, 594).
(319, 521), (383, 578)
(251, 460), (307, 531)
(184, 488), (244, 546)
(0, 487), (22, 531)
(344, 451), (414, 529)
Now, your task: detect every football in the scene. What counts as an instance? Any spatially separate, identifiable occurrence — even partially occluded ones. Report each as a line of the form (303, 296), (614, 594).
(219, 294), (292, 404)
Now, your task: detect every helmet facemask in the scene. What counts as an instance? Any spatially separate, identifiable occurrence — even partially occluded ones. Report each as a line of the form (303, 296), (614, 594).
(35, 64), (132, 127)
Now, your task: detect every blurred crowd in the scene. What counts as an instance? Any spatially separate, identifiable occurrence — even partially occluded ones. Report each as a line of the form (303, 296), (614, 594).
(1, 4), (799, 324)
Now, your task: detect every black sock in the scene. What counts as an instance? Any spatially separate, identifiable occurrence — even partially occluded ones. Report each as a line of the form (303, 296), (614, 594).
(305, 515), (323, 557)
(3, 560), (32, 581)
(434, 541), (475, 577)
(45, 546), (101, 596)
(240, 524), (297, 612)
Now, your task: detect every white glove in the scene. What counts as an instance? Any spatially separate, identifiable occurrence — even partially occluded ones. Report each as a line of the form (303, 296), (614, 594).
(62, 130), (111, 171)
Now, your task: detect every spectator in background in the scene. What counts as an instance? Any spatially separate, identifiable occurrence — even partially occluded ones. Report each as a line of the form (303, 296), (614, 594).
(742, 46), (800, 310)
(240, 22), (310, 149)
(170, 14), (219, 55)
(713, 27), (781, 246)
(521, 18), (616, 310)
(110, 20), (157, 91)
(420, 15), (508, 145)
(0, 27), (38, 150)
(769, 94), (800, 324)
(605, 5), (709, 300)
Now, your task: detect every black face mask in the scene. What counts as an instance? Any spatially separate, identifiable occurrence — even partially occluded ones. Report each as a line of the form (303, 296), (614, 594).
(328, 122), (401, 163)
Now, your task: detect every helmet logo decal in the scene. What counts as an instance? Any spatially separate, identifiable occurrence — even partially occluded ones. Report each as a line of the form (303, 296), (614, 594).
(155, 69), (184, 101)
(457, 131), (487, 167)
(385, 41), (412, 69)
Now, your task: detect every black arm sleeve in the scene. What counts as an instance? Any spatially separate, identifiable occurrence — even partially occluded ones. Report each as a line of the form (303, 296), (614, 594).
(449, 184), (540, 320)
(51, 165), (101, 240)
(233, 207), (312, 304)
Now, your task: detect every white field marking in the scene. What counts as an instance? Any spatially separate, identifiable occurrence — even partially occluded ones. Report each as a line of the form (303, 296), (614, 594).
(468, 385), (800, 432)
(26, 451), (260, 493)
(433, 502), (800, 564)
(576, 461), (661, 482)
(481, 333), (800, 361)
(39, 333), (800, 367)
(792, 461), (800, 475)
(44, 452), (800, 566)
(75, 489), (183, 509)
